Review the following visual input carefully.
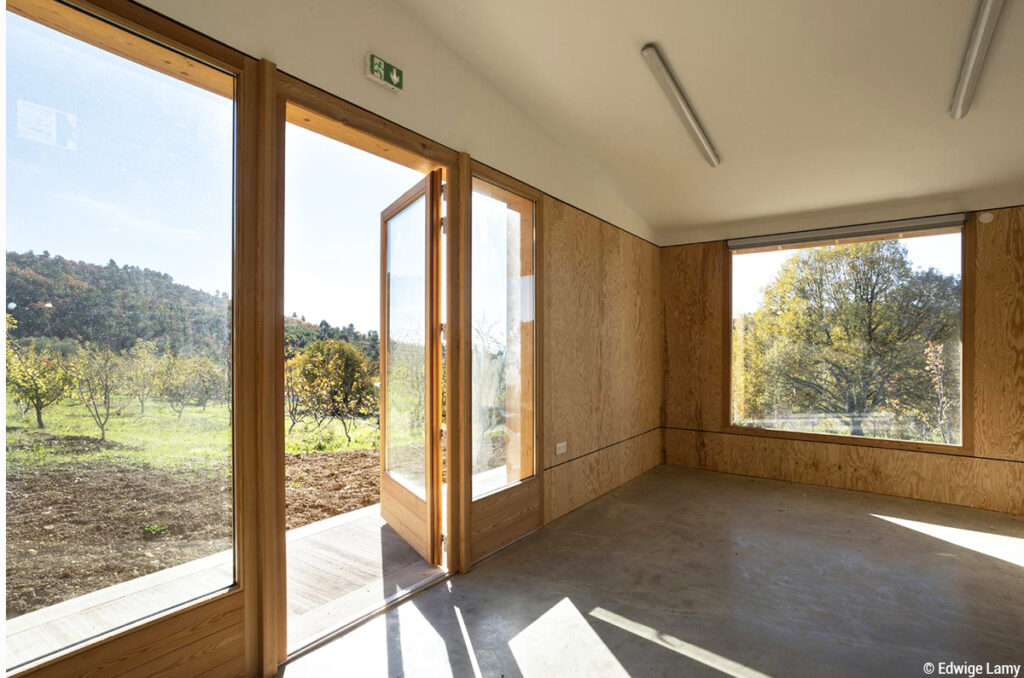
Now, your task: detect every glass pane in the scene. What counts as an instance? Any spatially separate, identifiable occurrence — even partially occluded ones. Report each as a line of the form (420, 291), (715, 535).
(470, 180), (535, 499)
(385, 195), (427, 495)
(730, 232), (962, 445)
(5, 5), (234, 669)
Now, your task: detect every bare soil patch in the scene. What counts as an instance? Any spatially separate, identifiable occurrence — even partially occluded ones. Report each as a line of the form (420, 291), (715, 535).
(6, 458), (231, 618)
(7, 443), (380, 617)
(285, 450), (379, 530)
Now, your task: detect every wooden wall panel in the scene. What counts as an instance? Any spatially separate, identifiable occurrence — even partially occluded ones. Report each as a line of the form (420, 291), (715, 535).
(544, 429), (663, 523)
(470, 478), (542, 563)
(665, 429), (1024, 515)
(542, 197), (662, 470)
(973, 207), (1024, 462)
(542, 197), (605, 463)
(661, 241), (726, 431)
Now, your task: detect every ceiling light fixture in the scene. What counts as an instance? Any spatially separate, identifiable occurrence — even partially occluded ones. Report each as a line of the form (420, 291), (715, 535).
(950, 0), (1006, 119)
(641, 42), (720, 167)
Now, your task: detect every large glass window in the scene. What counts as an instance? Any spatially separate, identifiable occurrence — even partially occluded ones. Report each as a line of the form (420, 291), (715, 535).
(730, 229), (963, 445)
(5, 2), (235, 669)
(470, 179), (535, 498)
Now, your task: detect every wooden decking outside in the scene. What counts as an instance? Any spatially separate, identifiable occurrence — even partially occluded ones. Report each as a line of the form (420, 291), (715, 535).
(5, 503), (441, 670)
(285, 503), (442, 651)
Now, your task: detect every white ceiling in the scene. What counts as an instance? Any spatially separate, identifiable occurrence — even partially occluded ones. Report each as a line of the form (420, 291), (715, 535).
(395, 0), (1024, 245)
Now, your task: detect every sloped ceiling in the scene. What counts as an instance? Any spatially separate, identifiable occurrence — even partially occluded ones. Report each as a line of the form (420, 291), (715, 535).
(396, 0), (1024, 244)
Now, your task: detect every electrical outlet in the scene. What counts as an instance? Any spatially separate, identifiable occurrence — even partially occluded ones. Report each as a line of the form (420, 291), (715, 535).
(555, 442), (568, 456)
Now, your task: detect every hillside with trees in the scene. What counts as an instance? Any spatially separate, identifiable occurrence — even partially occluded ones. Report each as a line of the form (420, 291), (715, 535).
(6, 250), (380, 439)
(7, 251), (231, 359)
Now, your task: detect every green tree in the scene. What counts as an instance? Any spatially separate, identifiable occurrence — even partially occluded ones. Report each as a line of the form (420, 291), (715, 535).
(161, 354), (197, 418)
(190, 354), (226, 410)
(125, 339), (163, 415)
(284, 355), (307, 433)
(69, 343), (132, 441)
(6, 315), (75, 428)
(296, 339), (376, 442)
(737, 240), (960, 440)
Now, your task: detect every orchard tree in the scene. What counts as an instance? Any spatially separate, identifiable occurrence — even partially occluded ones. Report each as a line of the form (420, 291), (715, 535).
(284, 356), (307, 433)
(6, 315), (75, 428)
(69, 343), (132, 441)
(161, 354), (197, 418)
(298, 339), (376, 442)
(189, 354), (226, 410)
(125, 339), (163, 415)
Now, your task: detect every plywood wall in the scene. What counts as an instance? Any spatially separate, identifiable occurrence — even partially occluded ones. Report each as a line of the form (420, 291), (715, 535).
(662, 241), (727, 432)
(666, 429), (1024, 515)
(541, 196), (663, 522)
(545, 430), (663, 523)
(972, 208), (1024, 462)
(662, 205), (1024, 515)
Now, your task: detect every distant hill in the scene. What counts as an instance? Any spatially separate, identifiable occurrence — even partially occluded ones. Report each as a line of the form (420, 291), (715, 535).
(6, 250), (378, 364)
(6, 250), (230, 357)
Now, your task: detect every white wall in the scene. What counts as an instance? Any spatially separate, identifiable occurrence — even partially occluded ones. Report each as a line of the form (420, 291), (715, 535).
(137, 0), (654, 242)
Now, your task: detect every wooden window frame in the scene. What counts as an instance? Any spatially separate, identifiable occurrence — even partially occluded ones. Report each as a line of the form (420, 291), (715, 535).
(722, 221), (977, 457)
(5, 0), (275, 676)
(465, 161), (546, 567)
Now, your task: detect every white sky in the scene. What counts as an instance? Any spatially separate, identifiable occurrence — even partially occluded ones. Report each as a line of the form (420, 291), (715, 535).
(284, 123), (424, 332)
(731, 232), (962, 317)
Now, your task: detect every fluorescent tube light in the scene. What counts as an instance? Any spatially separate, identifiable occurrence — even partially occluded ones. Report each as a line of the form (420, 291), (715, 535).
(726, 214), (965, 252)
(950, 0), (1006, 119)
(641, 43), (720, 167)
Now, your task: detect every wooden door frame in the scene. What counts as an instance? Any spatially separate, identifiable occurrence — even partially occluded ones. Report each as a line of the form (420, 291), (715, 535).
(272, 73), (468, 654)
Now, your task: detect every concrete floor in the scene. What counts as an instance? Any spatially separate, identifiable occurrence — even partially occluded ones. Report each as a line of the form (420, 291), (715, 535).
(282, 465), (1024, 678)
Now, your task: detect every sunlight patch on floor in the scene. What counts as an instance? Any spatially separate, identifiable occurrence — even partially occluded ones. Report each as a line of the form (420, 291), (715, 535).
(872, 515), (1024, 568)
(509, 598), (629, 677)
(590, 607), (775, 678)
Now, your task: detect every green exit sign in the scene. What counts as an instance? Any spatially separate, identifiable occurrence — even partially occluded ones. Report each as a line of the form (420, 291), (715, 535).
(365, 53), (403, 93)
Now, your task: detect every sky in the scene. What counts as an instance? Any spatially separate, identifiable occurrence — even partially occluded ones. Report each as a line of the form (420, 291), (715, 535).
(731, 231), (962, 317)
(284, 124), (423, 332)
(6, 13), (234, 297)
(4, 11), (435, 335)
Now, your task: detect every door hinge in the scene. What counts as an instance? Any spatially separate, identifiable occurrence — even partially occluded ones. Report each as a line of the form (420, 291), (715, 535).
(441, 182), (446, 198)
(439, 322), (446, 340)
(440, 216), (447, 235)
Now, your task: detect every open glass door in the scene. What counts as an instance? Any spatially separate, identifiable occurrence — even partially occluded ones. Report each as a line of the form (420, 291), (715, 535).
(380, 170), (444, 565)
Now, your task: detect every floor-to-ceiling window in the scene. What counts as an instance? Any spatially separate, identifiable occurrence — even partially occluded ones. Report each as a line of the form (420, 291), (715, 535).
(5, 1), (237, 669)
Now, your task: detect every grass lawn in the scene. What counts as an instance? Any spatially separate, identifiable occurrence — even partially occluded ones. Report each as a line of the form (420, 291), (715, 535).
(7, 394), (381, 472)
(7, 396), (232, 472)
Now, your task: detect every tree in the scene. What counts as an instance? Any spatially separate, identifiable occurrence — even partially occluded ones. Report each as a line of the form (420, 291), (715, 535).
(736, 241), (960, 440)
(161, 354), (198, 418)
(69, 343), (131, 441)
(284, 355), (307, 433)
(189, 354), (225, 410)
(6, 315), (74, 428)
(296, 339), (376, 442)
(125, 339), (163, 414)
